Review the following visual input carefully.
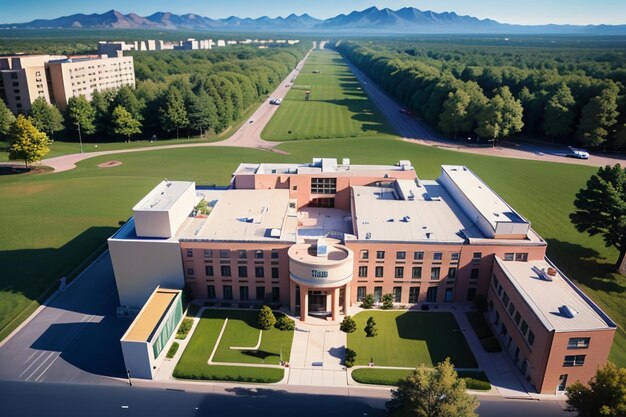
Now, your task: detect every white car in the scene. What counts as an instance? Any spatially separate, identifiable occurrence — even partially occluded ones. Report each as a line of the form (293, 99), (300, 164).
(566, 147), (590, 159)
(274, 99), (282, 105)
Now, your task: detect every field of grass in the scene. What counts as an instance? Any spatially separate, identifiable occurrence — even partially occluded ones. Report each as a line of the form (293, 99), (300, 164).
(351, 368), (491, 390)
(173, 308), (290, 383)
(261, 50), (397, 141)
(347, 311), (477, 368)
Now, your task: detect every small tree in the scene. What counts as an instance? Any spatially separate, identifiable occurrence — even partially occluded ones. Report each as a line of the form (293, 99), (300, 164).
(8, 114), (51, 167)
(258, 305), (276, 330)
(28, 97), (64, 138)
(387, 358), (479, 417)
(0, 99), (15, 139)
(365, 316), (377, 337)
(112, 105), (142, 142)
(360, 294), (374, 309)
(275, 314), (295, 331)
(195, 199), (210, 215)
(340, 316), (357, 333)
(382, 293), (394, 309)
(67, 95), (96, 135)
(566, 362), (626, 417)
(344, 348), (357, 368)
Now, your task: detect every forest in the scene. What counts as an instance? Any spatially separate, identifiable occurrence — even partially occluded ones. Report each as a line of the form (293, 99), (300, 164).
(337, 38), (626, 150)
(0, 44), (307, 143)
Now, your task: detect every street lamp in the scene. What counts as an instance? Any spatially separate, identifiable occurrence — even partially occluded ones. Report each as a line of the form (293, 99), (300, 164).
(74, 122), (84, 154)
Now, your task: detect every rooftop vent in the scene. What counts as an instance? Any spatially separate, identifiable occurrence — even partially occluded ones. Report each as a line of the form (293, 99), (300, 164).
(408, 191), (415, 201)
(532, 266), (553, 282)
(558, 305), (579, 319)
(402, 216), (411, 223)
(426, 232), (432, 239)
(270, 228), (281, 238)
(365, 232), (371, 240)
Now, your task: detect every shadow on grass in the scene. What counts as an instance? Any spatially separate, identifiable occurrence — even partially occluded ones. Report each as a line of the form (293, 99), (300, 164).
(241, 350), (279, 361)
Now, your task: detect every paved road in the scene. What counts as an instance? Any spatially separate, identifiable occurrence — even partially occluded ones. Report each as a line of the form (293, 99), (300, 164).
(346, 58), (626, 168)
(39, 50), (312, 173)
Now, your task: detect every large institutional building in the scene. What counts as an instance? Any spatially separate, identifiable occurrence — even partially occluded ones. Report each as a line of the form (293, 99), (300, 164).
(108, 158), (616, 393)
(0, 54), (135, 113)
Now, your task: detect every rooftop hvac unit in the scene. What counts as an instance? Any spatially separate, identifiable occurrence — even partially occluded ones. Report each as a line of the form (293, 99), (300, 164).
(558, 305), (579, 319)
(408, 191), (415, 201)
(365, 232), (371, 240)
(531, 266), (553, 282)
(342, 158), (350, 166)
(270, 228), (281, 238)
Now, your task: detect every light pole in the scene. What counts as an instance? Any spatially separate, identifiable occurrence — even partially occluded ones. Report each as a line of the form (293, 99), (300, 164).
(74, 122), (84, 154)
(127, 369), (132, 387)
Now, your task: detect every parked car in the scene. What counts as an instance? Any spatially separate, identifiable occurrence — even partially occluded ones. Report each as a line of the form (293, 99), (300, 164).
(269, 99), (276, 104)
(566, 147), (590, 159)
(274, 99), (282, 105)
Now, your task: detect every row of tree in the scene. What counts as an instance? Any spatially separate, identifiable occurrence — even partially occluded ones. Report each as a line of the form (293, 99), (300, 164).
(337, 41), (626, 149)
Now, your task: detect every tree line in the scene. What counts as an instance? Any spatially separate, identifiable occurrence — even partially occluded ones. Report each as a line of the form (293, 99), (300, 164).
(0, 45), (306, 146)
(337, 40), (626, 150)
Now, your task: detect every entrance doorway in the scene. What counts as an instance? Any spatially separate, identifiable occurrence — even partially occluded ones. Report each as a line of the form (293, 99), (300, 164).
(309, 290), (328, 313)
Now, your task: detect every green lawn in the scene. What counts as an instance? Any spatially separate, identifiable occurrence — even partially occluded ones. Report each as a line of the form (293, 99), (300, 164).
(261, 50), (397, 141)
(173, 308), (292, 383)
(347, 311), (478, 368)
(351, 368), (491, 391)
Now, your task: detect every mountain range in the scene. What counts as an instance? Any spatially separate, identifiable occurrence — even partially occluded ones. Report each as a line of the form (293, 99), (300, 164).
(1, 7), (625, 35)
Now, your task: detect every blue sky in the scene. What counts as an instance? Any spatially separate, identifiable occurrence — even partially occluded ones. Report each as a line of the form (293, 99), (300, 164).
(2, 0), (625, 25)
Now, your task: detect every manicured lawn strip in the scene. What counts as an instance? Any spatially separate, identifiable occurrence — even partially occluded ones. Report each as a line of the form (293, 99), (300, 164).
(262, 50), (397, 141)
(175, 318), (194, 340)
(173, 364), (284, 383)
(167, 342), (180, 359)
(351, 368), (491, 390)
(348, 311), (477, 368)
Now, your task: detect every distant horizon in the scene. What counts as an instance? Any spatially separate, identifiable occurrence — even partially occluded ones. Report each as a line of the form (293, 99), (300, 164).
(2, 1), (626, 26)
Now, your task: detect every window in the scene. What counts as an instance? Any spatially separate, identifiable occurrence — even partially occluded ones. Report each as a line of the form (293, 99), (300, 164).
(504, 253), (514, 261)
(412, 266), (422, 279)
(563, 355), (586, 367)
(207, 285), (216, 299)
(205, 265), (214, 277)
(238, 265), (248, 278)
(409, 287), (420, 303)
(396, 251), (406, 260)
(568, 338), (591, 349)
(186, 249), (193, 258)
(309, 198), (334, 208)
(376, 251), (385, 260)
(374, 286), (383, 302)
(272, 267), (279, 279)
(508, 303), (515, 317)
(514, 312), (521, 326)
(426, 287), (437, 302)
(444, 287), (453, 302)
(311, 177), (337, 194)
(255, 250), (264, 259)
(238, 250), (247, 259)
(527, 330), (535, 346)
(502, 292), (509, 306)
(240, 286), (249, 301)
(358, 266), (368, 278)
(187, 268), (194, 276)
(256, 286), (265, 300)
(413, 251), (424, 261)
(219, 249), (230, 258)
(255, 266), (265, 278)
(220, 265), (231, 277)
(393, 287), (402, 303)
(357, 286), (366, 302)
(433, 252), (443, 261)
(223, 285), (233, 300)
(430, 267), (440, 280)
(448, 267), (457, 279)
(491, 275), (499, 289)
(375, 266), (384, 278)
(271, 249), (279, 259)
(451, 252), (460, 262)
(360, 250), (369, 260)
(520, 320), (529, 336)
(271, 287), (280, 301)
(515, 253), (528, 262)
(472, 252), (482, 262)
(395, 267), (404, 278)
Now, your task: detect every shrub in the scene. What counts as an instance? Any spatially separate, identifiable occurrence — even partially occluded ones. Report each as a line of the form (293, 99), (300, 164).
(345, 348), (357, 368)
(167, 342), (180, 359)
(360, 294), (374, 309)
(474, 294), (488, 313)
(176, 318), (194, 339)
(381, 293), (394, 309)
(365, 316), (378, 337)
(258, 305), (276, 330)
(481, 336), (502, 352)
(195, 199), (210, 215)
(463, 377), (492, 391)
(275, 314), (295, 331)
(340, 316), (357, 333)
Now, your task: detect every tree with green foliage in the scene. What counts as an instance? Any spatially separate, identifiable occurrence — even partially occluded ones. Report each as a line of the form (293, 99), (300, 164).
(344, 348), (357, 368)
(365, 316), (377, 337)
(275, 314), (295, 331)
(112, 105), (142, 142)
(360, 294), (374, 309)
(566, 362), (626, 417)
(543, 83), (576, 139)
(340, 316), (357, 333)
(475, 86), (524, 146)
(438, 89), (471, 139)
(113, 86), (145, 122)
(570, 164), (626, 274)
(195, 199), (210, 215)
(0, 99), (16, 139)
(188, 90), (218, 137)
(577, 86), (620, 148)
(382, 293), (395, 309)
(258, 305), (276, 330)
(387, 358), (479, 417)
(8, 114), (51, 167)
(91, 89), (114, 135)
(28, 97), (64, 137)
(66, 95), (96, 136)
(159, 89), (188, 140)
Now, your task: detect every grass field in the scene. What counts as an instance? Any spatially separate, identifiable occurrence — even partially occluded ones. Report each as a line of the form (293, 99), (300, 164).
(261, 50), (397, 141)
(173, 309), (292, 382)
(347, 311), (477, 368)
(351, 368), (491, 390)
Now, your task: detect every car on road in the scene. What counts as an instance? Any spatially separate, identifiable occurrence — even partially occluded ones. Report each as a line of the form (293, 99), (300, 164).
(269, 99), (276, 104)
(566, 147), (590, 159)
(399, 109), (415, 116)
(274, 99), (282, 105)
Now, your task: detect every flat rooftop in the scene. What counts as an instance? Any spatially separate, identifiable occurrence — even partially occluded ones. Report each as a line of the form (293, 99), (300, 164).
(122, 288), (180, 343)
(133, 181), (195, 212)
(496, 258), (615, 332)
(352, 179), (482, 242)
(180, 189), (296, 242)
(441, 165), (528, 231)
(234, 158), (414, 176)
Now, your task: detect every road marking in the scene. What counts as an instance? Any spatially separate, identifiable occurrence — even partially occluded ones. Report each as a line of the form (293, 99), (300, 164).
(19, 351), (47, 377)
(23, 350), (39, 365)
(34, 352), (61, 382)
(24, 351), (57, 381)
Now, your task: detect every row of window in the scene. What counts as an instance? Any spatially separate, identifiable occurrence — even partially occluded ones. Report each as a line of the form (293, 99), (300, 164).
(188, 248), (280, 260)
(358, 265), (480, 281)
(355, 285), (460, 303)
(492, 274), (535, 347)
(206, 285), (280, 302)
(188, 265), (280, 279)
(360, 250), (466, 262)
